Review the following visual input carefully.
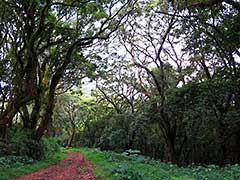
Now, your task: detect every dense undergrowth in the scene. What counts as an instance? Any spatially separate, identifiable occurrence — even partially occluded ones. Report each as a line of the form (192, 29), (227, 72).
(0, 136), (64, 180)
(77, 148), (240, 180)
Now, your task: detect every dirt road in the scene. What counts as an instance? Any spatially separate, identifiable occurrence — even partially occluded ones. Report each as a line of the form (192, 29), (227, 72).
(14, 152), (97, 180)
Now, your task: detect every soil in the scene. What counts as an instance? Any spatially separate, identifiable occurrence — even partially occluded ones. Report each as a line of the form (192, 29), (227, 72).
(14, 152), (97, 180)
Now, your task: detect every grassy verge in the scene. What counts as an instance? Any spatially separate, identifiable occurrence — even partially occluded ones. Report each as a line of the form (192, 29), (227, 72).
(67, 148), (240, 180)
(0, 151), (66, 180)
(67, 148), (193, 180)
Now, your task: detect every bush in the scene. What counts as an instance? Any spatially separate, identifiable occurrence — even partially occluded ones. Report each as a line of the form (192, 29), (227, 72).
(41, 137), (60, 158)
(3, 129), (42, 160)
(9, 137), (60, 160)
(16, 139), (43, 160)
(0, 142), (10, 156)
(8, 137), (43, 160)
(0, 155), (34, 168)
(111, 162), (144, 180)
(3, 128), (60, 160)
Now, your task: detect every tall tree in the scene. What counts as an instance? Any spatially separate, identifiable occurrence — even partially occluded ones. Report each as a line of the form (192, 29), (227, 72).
(119, 1), (185, 163)
(0, 0), (136, 141)
(177, 0), (240, 164)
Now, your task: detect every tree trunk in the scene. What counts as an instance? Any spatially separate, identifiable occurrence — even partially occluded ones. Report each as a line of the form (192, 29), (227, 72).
(66, 126), (76, 148)
(32, 94), (55, 141)
(21, 105), (30, 129)
(30, 96), (42, 129)
(0, 125), (7, 142)
(32, 89), (60, 141)
(0, 95), (34, 126)
(166, 137), (177, 163)
(159, 110), (177, 164)
(128, 130), (136, 150)
(222, 131), (240, 164)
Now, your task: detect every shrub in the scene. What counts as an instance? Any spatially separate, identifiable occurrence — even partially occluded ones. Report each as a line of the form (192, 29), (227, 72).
(111, 162), (144, 180)
(41, 137), (60, 158)
(3, 128), (42, 160)
(4, 128), (60, 160)
(0, 142), (10, 156)
(7, 139), (42, 160)
(9, 137), (60, 160)
(0, 155), (34, 168)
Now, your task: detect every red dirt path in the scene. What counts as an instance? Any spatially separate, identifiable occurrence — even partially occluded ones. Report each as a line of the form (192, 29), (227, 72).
(14, 152), (97, 180)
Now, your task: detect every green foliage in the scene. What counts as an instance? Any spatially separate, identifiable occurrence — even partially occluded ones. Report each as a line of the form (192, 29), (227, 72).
(3, 128), (60, 160)
(98, 112), (149, 153)
(0, 155), (34, 169)
(19, 139), (43, 160)
(0, 142), (9, 156)
(78, 148), (240, 180)
(0, 151), (66, 180)
(41, 137), (60, 158)
(111, 162), (144, 180)
(7, 128), (43, 160)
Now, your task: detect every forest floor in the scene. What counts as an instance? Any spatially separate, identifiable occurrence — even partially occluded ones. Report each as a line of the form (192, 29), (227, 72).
(14, 152), (97, 180)
(5, 148), (240, 180)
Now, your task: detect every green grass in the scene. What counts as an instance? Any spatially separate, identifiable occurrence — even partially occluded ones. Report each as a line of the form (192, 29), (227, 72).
(66, 148), (193, 180)
(66, 148), (194, 180)
(0, 152), (66, 180)
(67, 148), (240, 180)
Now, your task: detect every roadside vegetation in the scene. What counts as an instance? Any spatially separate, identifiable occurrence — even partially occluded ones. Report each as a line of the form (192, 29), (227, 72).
(79, 148), (240, 180)
(2, 147), (240, 180)
(0, 129), (65, 180)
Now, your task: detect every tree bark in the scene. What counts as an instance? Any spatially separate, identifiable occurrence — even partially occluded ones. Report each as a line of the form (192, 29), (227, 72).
(21, 105), (30, 129)
(0, 125), (7, 142)
(30, 96), (42, 129)
(32, 92), (55, 141)
(66, 126), (76, 148)
(32, 42), (77, 141)
(164, 132), (177, 163)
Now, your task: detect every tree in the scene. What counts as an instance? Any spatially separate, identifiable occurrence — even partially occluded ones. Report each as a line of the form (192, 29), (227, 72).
(118, 1), (186, 163)
(0, 0), (136, 141)
(54, 92), (83, 147)
(176, 0), (240, 164)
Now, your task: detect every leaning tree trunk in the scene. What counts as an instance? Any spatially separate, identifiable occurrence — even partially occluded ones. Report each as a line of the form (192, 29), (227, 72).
(32, 90), (55, 141)
(66, 126), (76, 148)
(21, 105), (31, 129)
(0, 103), (20, 142)
(30, 95), (42, 129)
